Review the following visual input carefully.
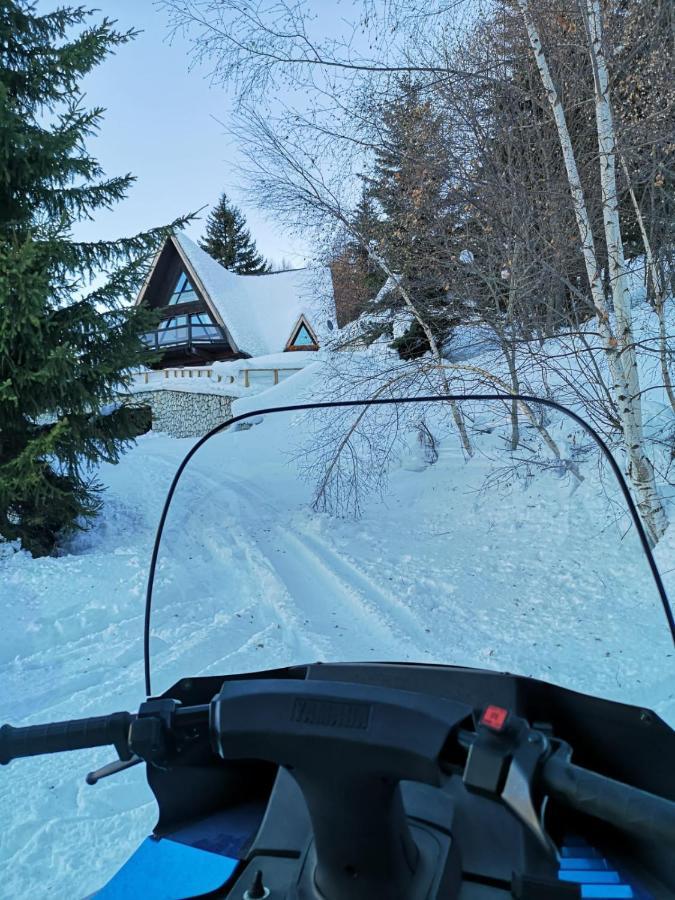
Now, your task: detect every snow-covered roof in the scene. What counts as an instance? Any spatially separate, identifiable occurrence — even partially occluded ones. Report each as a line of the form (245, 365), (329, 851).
(173, 234), (336, 357)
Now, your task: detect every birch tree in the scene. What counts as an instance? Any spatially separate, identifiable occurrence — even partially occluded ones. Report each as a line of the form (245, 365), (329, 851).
(164, 0), (672, 539)
(516, 0), (667, 542)
(233, 107), (475, 457)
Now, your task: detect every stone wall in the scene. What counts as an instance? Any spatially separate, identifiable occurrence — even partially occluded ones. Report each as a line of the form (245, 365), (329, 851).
(125, 389), (234, 438)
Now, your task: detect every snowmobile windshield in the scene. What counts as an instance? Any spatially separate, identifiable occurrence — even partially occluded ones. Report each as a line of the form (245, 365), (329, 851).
(146, 396), (674, 719)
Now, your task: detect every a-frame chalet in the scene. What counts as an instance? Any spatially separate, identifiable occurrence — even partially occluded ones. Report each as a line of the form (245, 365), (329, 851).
(136, 234), (334, 367)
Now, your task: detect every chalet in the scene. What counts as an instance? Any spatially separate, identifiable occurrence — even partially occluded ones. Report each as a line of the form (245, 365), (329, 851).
(136, 233), (335, 367)
(125, 234), (337, 438)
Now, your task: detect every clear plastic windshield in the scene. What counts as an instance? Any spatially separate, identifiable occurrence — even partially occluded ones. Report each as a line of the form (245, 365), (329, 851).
(147, 397), (674, 718)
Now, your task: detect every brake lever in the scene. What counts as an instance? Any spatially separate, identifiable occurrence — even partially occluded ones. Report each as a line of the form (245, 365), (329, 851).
(462, 707), (558, 858)
(501, 728), (557, 856)
(86, 754), (143, 785)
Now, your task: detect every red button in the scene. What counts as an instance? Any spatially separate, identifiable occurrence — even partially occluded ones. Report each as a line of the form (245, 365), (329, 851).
(480, 705), (508, 732)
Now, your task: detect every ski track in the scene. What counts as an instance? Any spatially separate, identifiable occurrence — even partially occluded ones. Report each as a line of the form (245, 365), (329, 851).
(2, 428), (674, 899)
(166, 462), (430, 667)
(211, 470), (431, 659)
(136, 454), (327, 687)
(179, 460), (414, 649)
(0, 444), (424, 729)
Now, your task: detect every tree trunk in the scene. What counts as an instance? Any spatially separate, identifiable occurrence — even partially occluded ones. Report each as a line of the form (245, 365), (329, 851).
(584, 0), (668, 543)
(620, 155), (675, 415)
(507, 351), (520, 452)
(517, 0), (667, 543)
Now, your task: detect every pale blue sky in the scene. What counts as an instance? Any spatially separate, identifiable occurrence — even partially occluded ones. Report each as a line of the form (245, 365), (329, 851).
(66, 1), (310, 266)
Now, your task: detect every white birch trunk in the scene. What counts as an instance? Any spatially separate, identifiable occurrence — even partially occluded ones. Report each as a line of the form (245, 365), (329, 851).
(584, 0), (667, 541)
(517, 0), (667, 542)
(585, 1), (635, 364)
(620, 155), (675, 414)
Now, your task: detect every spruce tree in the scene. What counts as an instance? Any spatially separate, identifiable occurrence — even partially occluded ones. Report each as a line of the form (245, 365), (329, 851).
(0, 2), (186, 556)
(200, 193), (269, 274)
(330, 191), (385, 326)
(365, 82), (460, 358)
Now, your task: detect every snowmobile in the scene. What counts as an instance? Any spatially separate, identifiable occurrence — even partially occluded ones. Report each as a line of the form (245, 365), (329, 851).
(2, 395), (675, 899)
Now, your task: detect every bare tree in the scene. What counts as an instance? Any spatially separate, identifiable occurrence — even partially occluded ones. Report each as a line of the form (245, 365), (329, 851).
(516, 0), (667, 542)
(163, 0), (673, 540)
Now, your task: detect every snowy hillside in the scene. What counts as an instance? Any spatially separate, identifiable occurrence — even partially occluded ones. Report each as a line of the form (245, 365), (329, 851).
(1, 364), (675, 898)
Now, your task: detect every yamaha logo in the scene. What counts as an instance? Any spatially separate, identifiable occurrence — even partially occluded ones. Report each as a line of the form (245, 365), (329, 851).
(291, 698), (371, 730)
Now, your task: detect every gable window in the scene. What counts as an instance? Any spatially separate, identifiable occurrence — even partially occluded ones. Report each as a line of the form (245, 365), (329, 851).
(286, 317), (319, 351)
(292, 324), (314, 346)
(157, 315), (188, 345)
(168, 271), (198, 305)
(191, 312), (216, 339)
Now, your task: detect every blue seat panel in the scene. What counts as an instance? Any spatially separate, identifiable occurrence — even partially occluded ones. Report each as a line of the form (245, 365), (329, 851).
(560, 871), (621, 884)
(560, 858), (610, 871)
(579, 887), (634, 899)
(95, 836), (238, 899)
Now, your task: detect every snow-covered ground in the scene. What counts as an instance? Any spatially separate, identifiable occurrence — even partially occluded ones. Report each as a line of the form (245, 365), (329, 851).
(1, 367), (674, 898)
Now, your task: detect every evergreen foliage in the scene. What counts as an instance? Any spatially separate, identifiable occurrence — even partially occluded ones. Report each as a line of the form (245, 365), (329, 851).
(330, 191), (385, 327)
(199, 193), (269, 274)
(0, 1), (187, 556)
(364, 82), (462, 358)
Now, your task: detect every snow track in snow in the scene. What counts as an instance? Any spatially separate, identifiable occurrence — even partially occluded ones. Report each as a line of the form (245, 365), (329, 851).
(180, 467), (426, 667)
(1, 416), (674, 899)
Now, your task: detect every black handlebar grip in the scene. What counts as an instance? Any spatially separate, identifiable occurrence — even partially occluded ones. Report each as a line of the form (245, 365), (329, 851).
(0, 712), (133, 765)
(542, 754), (675, 846)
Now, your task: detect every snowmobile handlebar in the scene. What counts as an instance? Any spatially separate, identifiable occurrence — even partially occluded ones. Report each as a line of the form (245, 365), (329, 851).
(0, 712), (134, 766)
(541, 753), (675, 846)
(3, 701), (675, 849)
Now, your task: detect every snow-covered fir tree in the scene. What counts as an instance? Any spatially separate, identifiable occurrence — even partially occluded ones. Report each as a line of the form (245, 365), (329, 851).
(364, 81), (462, 358)
(329, 191), (384, 327)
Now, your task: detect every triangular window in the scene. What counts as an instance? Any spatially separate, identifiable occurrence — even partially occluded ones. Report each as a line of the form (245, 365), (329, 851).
(168, 271), (198, 305)
(288, 321), (317, 349)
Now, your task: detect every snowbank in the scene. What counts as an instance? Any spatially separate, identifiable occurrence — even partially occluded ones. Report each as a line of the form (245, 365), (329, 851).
(2, 317), (675, 898)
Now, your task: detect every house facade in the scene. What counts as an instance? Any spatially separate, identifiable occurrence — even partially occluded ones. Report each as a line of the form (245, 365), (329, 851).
(136, 233), (334, 367)
(125, 234), (336, 438)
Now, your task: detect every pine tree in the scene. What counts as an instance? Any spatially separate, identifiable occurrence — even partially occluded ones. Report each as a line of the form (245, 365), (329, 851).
(200, 193), (269, 274)
(365, 82), (461, 358)
(330, 190), (385, 326)
(0, 2), (187, 556)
